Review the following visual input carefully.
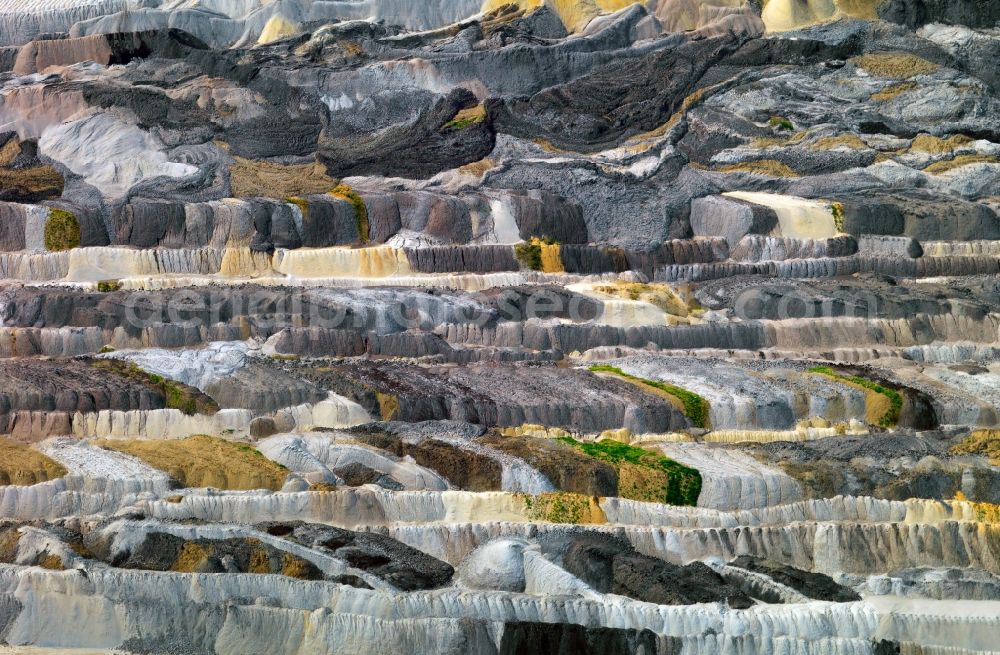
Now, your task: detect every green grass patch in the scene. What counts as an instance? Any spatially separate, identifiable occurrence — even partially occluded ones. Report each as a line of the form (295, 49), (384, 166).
(97, 279), (122, 293)
(809, 366), (902, 427)
(557, 436), (701, 506)
(44, 208), (80, 252)
(588, 364), (710, 429)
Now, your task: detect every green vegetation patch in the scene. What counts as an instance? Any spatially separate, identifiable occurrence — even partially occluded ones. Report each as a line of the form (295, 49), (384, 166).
(97, 280), (122, 293)
(557, 436), (701, 506)
(515, 241), (542, 270)
(44, 208), (80, 252)
(809, 366), (902, 428)
(768, 116), (794, 131)
(329, 183), (369, 245)
(442, 104), (487, 131)
(514, 236), (560, 272)
(91, 360), (219, 416)
(830, 202), (845, 233)
(589, 364), (710, 429)
(521, 492), (604, 524)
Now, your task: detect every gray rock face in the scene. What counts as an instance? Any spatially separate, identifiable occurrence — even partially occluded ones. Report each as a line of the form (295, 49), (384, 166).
(690, 195), (778, 246)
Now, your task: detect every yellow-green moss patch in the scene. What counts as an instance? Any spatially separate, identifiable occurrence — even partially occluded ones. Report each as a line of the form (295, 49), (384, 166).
(91, 360), (218, 416)
(515, 237), (561, 272)
(590, 364), (709, 429)
(810, 134), (868, 150)
(442, 104), (487, 131)
(910, 133), (974, 154)
(97, 435), (288, 491)
(520, 491), (607, 524)
(43, 208), (80, 252)
(768, 116), (794, 131)
(853, 52), (939, 79)
(0, 439), (67, 486)
(923, 154), (998, 174)
(719, 160), (798, 177)
(329, 183), (369, 244)
(951, 431), (1000, 465)
(376, 392), (400, 420)
(870, 82), (917, 102)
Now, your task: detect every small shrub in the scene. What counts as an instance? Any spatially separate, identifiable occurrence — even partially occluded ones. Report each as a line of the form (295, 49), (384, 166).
(97, 280), (122, 293)
(43, 208), (80, 252)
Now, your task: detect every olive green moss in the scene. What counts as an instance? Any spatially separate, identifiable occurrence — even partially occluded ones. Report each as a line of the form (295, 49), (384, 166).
(285, 196), (310, 219)
(557, 436), (701, 506)
(43, 208), (80, 252)
(768, 116), (794, 131)
(809, 366), (902, 428)
(91, 360), (219, 416)
(589, 364), (710, 429)
(330, 184), (369, 245)
(97, 280), (122, 293)
(830, 202), (845, 233)
(521, 492), (597, 524)
(514, 236), (558, 272)
(514, 242), (542, 270)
